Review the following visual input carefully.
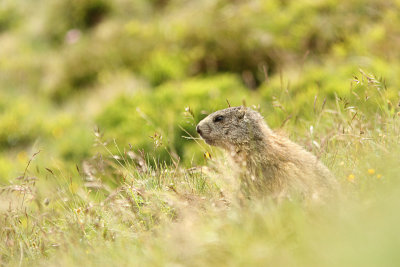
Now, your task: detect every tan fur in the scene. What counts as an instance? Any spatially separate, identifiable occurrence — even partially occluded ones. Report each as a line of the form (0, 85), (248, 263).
(196, 106), (337, 199)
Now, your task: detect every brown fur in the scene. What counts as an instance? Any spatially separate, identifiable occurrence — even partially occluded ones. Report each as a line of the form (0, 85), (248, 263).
(196, 106), (337, 199)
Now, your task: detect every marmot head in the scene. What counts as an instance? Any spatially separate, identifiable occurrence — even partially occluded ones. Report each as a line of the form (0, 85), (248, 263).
(196, 106), (268, 150)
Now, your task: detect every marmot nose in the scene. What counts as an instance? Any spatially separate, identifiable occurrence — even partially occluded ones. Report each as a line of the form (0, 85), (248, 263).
(196, 125), (202, 135)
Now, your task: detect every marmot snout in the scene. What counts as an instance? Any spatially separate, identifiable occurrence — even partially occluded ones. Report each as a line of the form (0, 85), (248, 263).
(197, 106), (337, 199)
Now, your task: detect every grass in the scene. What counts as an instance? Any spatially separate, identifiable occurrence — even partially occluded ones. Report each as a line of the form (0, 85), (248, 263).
(1, 0), (400, 265)
(1, 72), (399, 267)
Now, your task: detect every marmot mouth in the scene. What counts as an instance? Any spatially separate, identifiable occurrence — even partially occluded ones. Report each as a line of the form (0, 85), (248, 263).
(200, 136), (215, 146)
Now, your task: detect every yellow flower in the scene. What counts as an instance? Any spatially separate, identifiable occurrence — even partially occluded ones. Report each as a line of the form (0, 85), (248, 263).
(17, 151), (28, 163)
(347, 174), (355, 182)
(368, 169), (375, 175)
(204, 151), (212, 160)
(52, 127), (63, 138)
(376, 174), (382, 179)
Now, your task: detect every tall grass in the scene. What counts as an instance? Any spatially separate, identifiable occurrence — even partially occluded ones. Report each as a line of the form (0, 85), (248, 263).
(1, 71), (399, 266)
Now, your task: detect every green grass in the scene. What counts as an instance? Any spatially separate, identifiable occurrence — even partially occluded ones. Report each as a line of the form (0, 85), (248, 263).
(1, 0), (400, 266)
(1, 74), (400, 266)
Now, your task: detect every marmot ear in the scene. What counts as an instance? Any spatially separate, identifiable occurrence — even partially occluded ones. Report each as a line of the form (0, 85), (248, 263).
(237, 106), (246, 119)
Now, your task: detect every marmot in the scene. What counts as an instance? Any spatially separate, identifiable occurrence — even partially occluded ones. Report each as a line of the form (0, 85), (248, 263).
(196, 106), (337, 199)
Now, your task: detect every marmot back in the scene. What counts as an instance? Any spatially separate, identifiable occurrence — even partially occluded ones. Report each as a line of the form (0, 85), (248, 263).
(196, 106), (337, 199)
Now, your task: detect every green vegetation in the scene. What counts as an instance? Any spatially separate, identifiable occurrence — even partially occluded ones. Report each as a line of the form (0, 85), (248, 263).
(1, 0), (400, 266)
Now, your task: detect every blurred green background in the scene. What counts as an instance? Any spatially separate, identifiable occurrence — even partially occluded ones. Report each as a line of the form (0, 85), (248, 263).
(1, 0), (399, 180)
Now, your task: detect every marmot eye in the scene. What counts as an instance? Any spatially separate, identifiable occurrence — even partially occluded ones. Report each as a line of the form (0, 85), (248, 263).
(213, 115), (224, 122)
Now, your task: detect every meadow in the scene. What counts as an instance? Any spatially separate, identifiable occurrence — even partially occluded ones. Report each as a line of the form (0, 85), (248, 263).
(1, 0), (400, 266)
